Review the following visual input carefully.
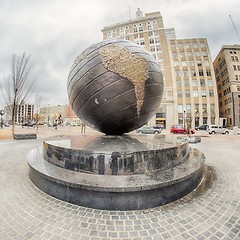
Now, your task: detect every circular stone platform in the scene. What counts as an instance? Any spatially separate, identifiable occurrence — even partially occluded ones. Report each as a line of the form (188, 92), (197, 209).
(27, 134), (205, 210)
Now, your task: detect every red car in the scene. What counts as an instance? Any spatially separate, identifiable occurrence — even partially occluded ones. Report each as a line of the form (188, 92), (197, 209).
(170, 124), (195, 134)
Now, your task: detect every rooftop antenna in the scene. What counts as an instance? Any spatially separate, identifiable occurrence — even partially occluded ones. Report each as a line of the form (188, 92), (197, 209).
(229, 15), (240, 42)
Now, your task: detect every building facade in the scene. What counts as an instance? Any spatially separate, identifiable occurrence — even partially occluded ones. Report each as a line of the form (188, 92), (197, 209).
(102, 9), (219, 129)
(102, 9), (175, 128)
(40, 104), (68, 124)
(213, 45), (240, 127)
(169, 38), (219, 128)
(4, 104), (34, 124)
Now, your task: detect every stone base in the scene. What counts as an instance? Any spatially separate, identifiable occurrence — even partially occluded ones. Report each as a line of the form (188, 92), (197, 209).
(14, 134), (37, 140)
(27, 146), (205, 210)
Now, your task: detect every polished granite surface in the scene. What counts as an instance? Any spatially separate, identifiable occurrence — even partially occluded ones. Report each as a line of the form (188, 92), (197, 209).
(42, 134), (191, 175)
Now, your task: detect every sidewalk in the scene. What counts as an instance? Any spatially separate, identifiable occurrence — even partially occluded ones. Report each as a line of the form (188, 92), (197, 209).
(0, 130), (239, 239)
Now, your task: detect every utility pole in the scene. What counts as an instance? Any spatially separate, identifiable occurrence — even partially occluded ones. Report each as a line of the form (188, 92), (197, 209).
(229, 15), (240, 42)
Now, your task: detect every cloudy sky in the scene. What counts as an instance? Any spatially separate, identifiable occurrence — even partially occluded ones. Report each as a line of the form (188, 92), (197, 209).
(0, 0), (239, 108)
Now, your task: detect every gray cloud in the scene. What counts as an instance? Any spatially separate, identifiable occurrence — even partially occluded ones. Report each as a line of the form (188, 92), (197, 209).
(0, 0), (239, 108)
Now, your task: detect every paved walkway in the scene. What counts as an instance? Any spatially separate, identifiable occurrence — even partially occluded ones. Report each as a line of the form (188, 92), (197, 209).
(0, 129), (239, 240)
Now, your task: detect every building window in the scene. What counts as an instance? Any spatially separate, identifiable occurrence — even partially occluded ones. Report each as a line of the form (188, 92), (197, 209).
(182, 61), (187, 67)
(199, 70), (204, 76)
(236, 75), (239, 80)
(185, 90), (190, 97)
(202, 104), (207, 113)
(185, 81), (189, 87)
(233, 65), (237, 71)
(205, 60), (210, 66)
(176, 80), (181, 87)
(177, 91), (182, 97)
(178, 104), (183, 113)
(235, 56), (239, 62)
(206, 69), (211, 76)
(174, 61), (179, 67)
(203, 117), (208, 124)
(191, 70), (196, 76)
(192, 80), (197, 86)
(189, 61), (194, 66)
(183, 70), (188, 76)
(209, 90), (214, 97)
(202, 90), (207, 97)
(210, 104), (215, 113)
(208, 80), (213, 86)
(200, 79), (205, 86)
(186, 104), (191, 113)
(175, 71), (180, 77)
(193, 90), (198, 97)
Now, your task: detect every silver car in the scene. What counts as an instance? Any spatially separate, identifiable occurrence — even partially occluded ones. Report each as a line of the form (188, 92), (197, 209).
(207, 125), (229, 134)
(136, 125), (161, 134)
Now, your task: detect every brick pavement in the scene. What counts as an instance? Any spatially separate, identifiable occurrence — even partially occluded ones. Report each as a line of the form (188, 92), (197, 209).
(0, 130), (239, 240)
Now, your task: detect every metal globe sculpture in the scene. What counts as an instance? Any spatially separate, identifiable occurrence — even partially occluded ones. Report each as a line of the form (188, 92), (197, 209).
(67, 39), (164, 135)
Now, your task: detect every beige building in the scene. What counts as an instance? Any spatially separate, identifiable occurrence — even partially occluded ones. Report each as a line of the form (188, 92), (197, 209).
(40, 104), (68, 124)
(102, 9), (219, 129)
(213, 45), (240, 127)
(4, 103), (34, 124)
(169, 38), (219, 128)
(102, 9), (175, 128)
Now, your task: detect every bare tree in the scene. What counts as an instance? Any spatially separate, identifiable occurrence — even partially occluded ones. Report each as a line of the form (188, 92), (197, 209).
(0, 52), (36, 136)
(35, 93), (42, 133)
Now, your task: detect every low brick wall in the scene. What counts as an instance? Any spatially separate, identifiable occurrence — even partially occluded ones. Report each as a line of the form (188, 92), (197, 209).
(13, 134), (37, 140)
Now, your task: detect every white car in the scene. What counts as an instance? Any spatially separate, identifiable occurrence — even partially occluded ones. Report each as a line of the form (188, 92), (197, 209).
(207, 125), (229, 134)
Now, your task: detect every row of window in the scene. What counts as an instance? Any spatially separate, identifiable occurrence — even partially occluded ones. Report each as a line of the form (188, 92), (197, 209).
(174, 60), (210, 67)
(231, 56), (239, 62)
(176, 79), (213, 87)
(224, 97), (232, 105)
(172, 51), (208, 59)
(175, 69), (211, 77)
(178, 90), (214, 98)
(133, 21), (158, 33)
(178, 104), (215, 113)
(233, 65), (240, 71)
(171, 42), (206, 50)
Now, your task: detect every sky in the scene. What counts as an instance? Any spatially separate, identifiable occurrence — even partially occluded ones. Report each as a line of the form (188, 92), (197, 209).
(0, 0), (239, 108)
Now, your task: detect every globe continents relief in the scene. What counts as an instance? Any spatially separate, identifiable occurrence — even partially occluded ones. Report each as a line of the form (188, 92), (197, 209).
(67, 39), (164, 135)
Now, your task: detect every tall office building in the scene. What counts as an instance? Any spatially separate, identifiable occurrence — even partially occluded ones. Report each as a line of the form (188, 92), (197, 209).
(102, 9), (175, 128)
(102, 9), (219, 128)
(168, 38), (219, 128)
(213, 45), (240, 127)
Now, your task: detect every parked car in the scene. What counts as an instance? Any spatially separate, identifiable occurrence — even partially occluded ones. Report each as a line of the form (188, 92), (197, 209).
(195, 124), (209, 131)
(152, 125), (162, 130)
(207, 125), (229, 134)
(136, 125), (161, 134)
(170, 124), (195, 134)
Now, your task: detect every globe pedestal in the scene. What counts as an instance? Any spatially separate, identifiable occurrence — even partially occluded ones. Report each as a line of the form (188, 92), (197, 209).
(27, 134), (205, 210)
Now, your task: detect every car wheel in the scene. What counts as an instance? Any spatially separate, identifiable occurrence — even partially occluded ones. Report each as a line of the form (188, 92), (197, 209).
(139, 131), (143, 134)
(154, 131), (159, 134)
(225, 131), (229, 134)
(211, 131), (215, 134)
(173, 130), (177, 134)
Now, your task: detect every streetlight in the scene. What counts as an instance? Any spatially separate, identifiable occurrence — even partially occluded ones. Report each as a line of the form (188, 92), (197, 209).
(0, 109), (5, 128)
